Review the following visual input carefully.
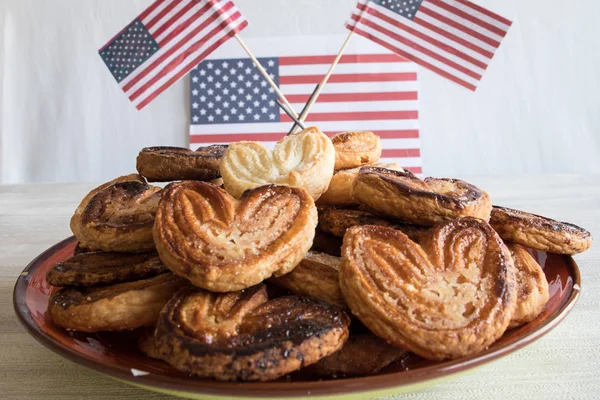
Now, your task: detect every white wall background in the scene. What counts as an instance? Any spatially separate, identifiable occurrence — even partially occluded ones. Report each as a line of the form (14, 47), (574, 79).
(1, 0), (599, 184)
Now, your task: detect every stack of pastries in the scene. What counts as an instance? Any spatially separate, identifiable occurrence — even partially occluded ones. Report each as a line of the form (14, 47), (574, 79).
(47, 127), (592, 381)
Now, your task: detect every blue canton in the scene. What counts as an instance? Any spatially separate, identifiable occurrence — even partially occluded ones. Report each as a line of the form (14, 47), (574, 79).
(190, 57), (280, 125)
(99, 19), (159, 83)
(371, 0), (425, 20)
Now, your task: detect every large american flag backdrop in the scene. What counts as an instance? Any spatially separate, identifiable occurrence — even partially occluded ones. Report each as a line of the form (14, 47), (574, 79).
(347, 0), (511, 91)
(190, 43), (422, 173)
(99, 0), (248, 110)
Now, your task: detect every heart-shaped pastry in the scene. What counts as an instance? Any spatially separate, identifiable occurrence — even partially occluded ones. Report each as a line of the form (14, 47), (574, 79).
(153, 181), (318, 292)
(75, 180), (162, 252)
(151, 284), (350, 381)
(353, 168), (492, 226)
(219, 126), (335, 200)
(339, 218), (517, 360)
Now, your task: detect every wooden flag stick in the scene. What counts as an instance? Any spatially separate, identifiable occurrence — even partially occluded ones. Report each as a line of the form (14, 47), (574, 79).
(235, 34), (299, 118)
(291, 31), (354, 134)
(275, 99), (306, 130)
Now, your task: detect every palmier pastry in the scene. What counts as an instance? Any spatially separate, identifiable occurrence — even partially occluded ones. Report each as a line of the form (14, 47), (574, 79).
(136, 145), (227, 182)
(269, 251), (345, 308)
(353, 168), (492, 226)
(49, 273), (187, 332)
(73, 242), (91, 256)
(339, 218), (517, 360)
(318, 207), (426, 242)
(507, 244), (549, 328)
(153, 181), (317, 292)
(46, 251), (168, 287)
(331, 131), (382, 170)
(490, 206), (592, 255)
(306, 334), (407, 377)
(318, 163), (404, 206)
(152, 284), (350, 381)
(219, 126), (335, 200)
(70, 174), (145, 240)
(75, 180), (162, 252)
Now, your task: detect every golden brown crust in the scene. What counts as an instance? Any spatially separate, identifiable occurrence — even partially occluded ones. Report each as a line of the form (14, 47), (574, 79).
(219, 126), (335, 200)
(353, 168), (492, 226)
(491, 206), (592, 255)
(46, 251), (168, 287)
(136, 145), (227, 182)
(152, 284), (350, 381)
(339, 219), (517, 360)
(331, 131), (382, 170)
(318, 207), (427, 242)
(269, 251), (346, 308)
(70, 174), (145, 240)
(306, 334), (407, 377)
(49, 274), (187, 332)
(506, 244), (550, 328)
(317, 163), (403, 207)
(153, 181), (318, 292)
(76, 181), (162, 252)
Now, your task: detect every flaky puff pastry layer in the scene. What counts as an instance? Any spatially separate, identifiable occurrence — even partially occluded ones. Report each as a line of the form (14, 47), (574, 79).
(269, 251), (346, 308)
(506, 244), (549, 328)
(153, 181), (318, 292)
(74, 180), (162, 252)
(339, 218), (517, 360)
(353, 168), (492, 226)
(317, 163), (403, 207)
(151, 284), (350, 381)
(331, 131), (382, 170)
(491, 206), (592, 255)
(220, 126), (335, 200)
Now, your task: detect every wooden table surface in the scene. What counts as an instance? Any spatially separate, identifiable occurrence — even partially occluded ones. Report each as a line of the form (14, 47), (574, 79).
(1, 175), (599, 399)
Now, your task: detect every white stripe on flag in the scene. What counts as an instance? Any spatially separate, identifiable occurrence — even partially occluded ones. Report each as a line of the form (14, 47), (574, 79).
(279, 61), (419, 76)
(289, 100), (419, 113)
(280, 81), (420, 95)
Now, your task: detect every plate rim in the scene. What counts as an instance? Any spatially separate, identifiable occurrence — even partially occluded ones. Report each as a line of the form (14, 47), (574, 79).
(13, 236), (582, 399)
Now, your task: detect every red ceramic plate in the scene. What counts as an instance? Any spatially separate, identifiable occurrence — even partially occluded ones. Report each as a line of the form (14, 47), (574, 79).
(14, 237), (581, 400)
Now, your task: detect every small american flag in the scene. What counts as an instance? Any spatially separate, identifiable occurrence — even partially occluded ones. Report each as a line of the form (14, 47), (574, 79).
(347, 0), (511, 91)
(190, 53), (421, 173)
(99, 0), (248, 110)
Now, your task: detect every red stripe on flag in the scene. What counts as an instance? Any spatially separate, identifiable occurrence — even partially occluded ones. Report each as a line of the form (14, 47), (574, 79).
(156, 2), (213, 48)
(354, 13), (482, 80)
(286, 91), (418, 103)
(123, 3), (235, 93)
(412, 17), (493, 59)
(417, 6), (501, 48)
(145, 0), (179, 30)
(381, 148), (421, 157)
(281, 110), (418, 122)
(153, 1), (197, 42)
(279, 53), (407, 65)
(135, 20), (247, 109)
(280, 72), (417, 85)
(426, 0), (507, 37)
(139, 0), (166, 21)
(352, 9), (487, 70)
(348, 25), (476, 91)
(454, 0), (512, 26)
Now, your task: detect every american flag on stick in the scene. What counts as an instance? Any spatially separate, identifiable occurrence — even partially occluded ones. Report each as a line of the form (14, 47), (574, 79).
(346, 0), (511, 91)
(99, 0), (248, 110)
(190, 52), (422, 173)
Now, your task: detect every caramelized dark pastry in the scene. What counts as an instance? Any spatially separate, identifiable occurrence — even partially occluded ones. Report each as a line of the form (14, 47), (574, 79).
(74, 181), (162, 252)
(318, 207), (427, 242)
(311, 228), (343, 257)
(491, 206), (592, 255)
(306, 334), (407, 377)
(136, 145), (227, 182)
(152, 284), (350, 381)
(48, 274), (187, 332)
(353, 168), (492, 226)
(339, 218), (517, 360)
(153, 182), (317, 292)
(269, 251), (346, 308)
(46, 251), (167, 287)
